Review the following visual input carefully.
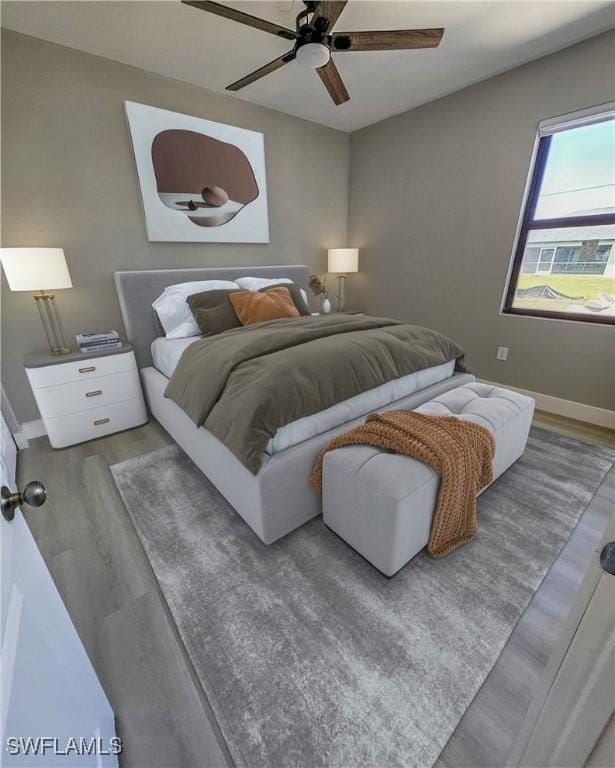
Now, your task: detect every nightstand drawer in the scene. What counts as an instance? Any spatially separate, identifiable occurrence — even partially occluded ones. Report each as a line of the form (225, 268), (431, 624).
(44, 397), (148, 448)
(26, 351), (136, 389)
(33, 369), (143, 418)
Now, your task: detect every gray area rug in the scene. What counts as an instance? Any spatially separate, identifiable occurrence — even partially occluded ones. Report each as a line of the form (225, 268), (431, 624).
(111, 428), (613, 768)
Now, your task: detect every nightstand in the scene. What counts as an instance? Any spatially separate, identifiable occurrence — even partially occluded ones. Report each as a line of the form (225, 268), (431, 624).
(24, 343), (147, 448)
(311, 309), (364, 316)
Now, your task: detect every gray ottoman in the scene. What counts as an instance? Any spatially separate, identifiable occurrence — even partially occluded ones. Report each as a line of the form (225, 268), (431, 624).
(322, 383), (535, 576)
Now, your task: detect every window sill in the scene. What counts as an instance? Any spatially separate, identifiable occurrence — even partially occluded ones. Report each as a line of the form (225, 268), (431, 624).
(501, 307), (615, 326)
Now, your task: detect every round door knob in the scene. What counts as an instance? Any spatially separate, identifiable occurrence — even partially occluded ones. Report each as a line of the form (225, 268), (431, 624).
(600, 542), (615, 576)
(21, 481), (47, 508)
(1, 480), (47, 522)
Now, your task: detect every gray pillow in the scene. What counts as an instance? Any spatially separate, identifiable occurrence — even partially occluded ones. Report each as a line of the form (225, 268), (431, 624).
(153, 310), (165, 337)
(259, 282), (309, 315)
(186, 289), (242, 337)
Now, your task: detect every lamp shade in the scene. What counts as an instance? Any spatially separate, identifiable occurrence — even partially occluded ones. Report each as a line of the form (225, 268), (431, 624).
(328, 248), (359, 274)
(0, 248), (72, 291)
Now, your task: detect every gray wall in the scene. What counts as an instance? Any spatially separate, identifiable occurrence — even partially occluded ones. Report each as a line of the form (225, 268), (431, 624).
(3, 28), (615, 422)
(348, 29), (615, 410)
(1, 30), (350, 422)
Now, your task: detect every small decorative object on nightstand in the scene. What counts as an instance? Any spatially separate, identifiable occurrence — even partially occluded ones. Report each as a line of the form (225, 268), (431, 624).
(308, 273), (332, 313)
(0, 247), (73, 355)
(328, 248), (359, 312)
(24, 343), (147, 448)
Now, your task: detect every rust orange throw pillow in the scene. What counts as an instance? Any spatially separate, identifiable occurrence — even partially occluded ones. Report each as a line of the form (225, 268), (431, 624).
(229, 286), (301, 326)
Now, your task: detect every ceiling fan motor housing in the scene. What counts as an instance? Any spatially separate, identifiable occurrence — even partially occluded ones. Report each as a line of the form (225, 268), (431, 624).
(295, 4), (351, 57)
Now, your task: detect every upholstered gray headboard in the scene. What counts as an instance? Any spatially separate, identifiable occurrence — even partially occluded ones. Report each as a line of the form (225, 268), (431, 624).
(114, 265), (310, 368)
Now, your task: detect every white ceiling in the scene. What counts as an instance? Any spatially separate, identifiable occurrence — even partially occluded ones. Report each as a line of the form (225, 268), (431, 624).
(2, 1), (614, 132)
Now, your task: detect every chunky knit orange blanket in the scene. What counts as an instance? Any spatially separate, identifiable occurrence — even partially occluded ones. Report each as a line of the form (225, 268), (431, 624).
(310, 410), (496, 558)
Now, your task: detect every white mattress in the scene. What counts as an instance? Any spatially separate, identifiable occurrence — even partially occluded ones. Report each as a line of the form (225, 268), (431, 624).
(150, 336), (455, 455)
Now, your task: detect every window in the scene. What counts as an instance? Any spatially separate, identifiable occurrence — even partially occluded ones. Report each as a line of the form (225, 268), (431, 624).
(503, 107), (615, 324)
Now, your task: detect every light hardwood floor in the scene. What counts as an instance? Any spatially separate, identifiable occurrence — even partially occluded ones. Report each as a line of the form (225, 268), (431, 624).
(533, 409), (615, 450)
(17, 414), (614, 768)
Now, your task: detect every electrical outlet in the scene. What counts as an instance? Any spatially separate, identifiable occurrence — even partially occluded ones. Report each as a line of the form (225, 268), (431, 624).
(496, 346), (509, 361)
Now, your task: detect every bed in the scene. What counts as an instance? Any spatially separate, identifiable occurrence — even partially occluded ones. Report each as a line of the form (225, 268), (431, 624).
(115, 265), (474, 544)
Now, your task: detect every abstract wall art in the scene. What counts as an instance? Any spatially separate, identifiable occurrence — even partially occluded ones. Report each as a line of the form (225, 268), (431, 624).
(125, 101), (269, 242)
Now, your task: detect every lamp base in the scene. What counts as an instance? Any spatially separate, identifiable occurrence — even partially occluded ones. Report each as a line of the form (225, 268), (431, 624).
(337, 274), (347, 312)
(33, 292), (71, 356)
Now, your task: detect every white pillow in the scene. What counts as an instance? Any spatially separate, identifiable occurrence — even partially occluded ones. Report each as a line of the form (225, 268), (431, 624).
(153, 280), (239, 339)
(235, 277), (308, 307)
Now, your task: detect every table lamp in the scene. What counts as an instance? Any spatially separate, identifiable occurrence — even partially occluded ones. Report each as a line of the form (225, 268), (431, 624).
(328, 248), (359, 312)
(0, 248), (72, 355)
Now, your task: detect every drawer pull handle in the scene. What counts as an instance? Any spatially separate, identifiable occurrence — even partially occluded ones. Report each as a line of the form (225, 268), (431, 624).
(79, 366), (96, 374)
(93, 418), (110, 426)
(85, 390), (102, 398)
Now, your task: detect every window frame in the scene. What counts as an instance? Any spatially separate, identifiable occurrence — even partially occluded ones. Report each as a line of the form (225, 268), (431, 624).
(502, 121), (615, 326)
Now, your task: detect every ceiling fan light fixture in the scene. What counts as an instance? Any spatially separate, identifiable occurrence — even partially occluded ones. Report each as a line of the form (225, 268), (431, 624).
(296, 42), (331, 69)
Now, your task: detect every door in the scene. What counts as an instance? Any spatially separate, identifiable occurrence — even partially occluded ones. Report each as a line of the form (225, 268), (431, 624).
(508, 470), (615, 766)
(0, 413), (119, 766)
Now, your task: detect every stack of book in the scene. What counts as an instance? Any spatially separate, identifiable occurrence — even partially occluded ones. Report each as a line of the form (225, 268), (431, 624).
(76, 331), (122, 354)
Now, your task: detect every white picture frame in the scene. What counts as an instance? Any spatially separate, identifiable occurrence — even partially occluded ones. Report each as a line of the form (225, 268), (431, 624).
(125, 101), (270, 243)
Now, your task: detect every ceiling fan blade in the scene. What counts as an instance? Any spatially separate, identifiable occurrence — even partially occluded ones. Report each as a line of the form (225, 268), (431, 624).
(331, 28), (444, 51)
(182, 1), (297, 41)
(316, 58), (349, 106)
(226, 51), (296, 91)
(311, 1), (348, 32)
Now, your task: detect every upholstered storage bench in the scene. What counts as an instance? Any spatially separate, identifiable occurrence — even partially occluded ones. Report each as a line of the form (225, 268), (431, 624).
(322, 383), (535, 576)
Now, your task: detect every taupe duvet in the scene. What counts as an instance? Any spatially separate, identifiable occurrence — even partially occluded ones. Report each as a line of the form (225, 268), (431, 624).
(165, 314), (466, 473)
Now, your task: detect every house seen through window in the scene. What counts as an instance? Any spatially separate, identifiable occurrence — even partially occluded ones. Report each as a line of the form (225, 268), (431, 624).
(503, 114), (614, 323)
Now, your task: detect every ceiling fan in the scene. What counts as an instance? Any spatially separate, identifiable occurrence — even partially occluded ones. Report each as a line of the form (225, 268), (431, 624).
(181, 1), (444, 105)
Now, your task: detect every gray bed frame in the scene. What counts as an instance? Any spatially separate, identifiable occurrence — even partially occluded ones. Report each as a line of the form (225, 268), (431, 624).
(115, 265), (474, 544)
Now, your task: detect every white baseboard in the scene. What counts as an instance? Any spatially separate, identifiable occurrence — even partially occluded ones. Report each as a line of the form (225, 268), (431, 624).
(12, 431), (30, 450)
(21, 419), (47, 440)
(479, 380), (615, 430)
